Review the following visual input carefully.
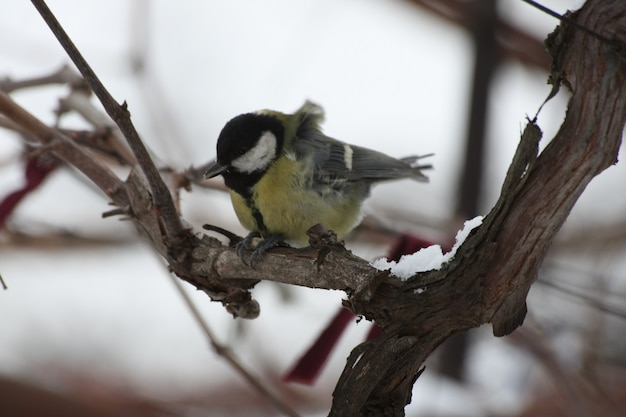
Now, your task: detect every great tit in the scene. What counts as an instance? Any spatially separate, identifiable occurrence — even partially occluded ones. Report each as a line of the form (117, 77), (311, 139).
(204, 101), (431, 262)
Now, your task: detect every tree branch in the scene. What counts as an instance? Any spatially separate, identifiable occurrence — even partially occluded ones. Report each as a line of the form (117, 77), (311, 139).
(0, 90), (125, 201)
(406, 0), (551, 70)
(31, 0), (183, 240)
(0, 0), (622, 416)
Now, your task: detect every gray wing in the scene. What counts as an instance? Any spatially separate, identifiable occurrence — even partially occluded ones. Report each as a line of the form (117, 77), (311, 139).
(292, 128), (431, 184)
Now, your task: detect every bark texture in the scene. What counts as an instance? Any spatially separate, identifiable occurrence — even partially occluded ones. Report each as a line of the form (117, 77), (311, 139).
(1, 1), (624, 415)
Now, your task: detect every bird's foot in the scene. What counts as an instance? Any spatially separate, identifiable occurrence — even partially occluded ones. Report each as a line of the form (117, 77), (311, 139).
(236, 231), (261, 259)
(237, 232), (288, 267)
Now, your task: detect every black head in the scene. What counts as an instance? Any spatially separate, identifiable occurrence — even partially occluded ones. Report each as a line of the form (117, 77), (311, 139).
(205, 112), (285, 195)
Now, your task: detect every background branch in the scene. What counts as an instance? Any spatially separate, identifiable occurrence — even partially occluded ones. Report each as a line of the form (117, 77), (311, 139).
(0, 90), (125, 201)
(0, 0), (622, 416)
(157, 253), (301, 417)
(31, 0), (183, 240)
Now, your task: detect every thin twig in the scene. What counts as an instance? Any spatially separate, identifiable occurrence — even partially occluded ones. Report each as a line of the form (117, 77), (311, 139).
(0, 114), (29, 136)
(30, 0), (183, 239)
(538, 276), (626, 320)
(0, 65), (85, 93)
(0, 90), (125, 198)
(8, 1), (626, 415)
(58, 89), (137, 166)
(511, 327), (593, 417)
(407, 0), (550, 70)
(0, 67), (133, 166)
(153, 252), (301, 417)
(522, 0), (625, 55)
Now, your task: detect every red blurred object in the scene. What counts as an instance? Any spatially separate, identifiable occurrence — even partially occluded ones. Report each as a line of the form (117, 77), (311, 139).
(0, 155), (59, 229)
(283, 307), (355, 384)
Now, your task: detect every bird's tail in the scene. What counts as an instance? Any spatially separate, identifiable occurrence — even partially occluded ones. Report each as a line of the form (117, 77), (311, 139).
(400, 153), (433, 182)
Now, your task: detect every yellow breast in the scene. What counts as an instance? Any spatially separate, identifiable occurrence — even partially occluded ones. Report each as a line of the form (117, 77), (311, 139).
(229, 157), (363, 246)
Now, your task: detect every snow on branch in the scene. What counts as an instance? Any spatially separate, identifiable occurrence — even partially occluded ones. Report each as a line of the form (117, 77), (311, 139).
(0, 0), (623, 415)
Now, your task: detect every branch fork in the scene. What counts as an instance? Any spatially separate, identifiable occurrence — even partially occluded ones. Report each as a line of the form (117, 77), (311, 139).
(0, 1), (621, 416)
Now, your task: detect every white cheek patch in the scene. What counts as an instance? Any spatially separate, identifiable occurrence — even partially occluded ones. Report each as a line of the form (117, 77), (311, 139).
(232, 131), (277, 173)
(343, 144), (353, 171)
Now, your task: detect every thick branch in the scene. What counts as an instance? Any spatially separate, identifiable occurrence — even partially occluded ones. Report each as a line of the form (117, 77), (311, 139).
(1, 1), (622, 416)
(329, 1), (626, 414)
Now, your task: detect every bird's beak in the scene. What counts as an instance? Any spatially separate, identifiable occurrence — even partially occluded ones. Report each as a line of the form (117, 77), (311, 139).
(203, 160), (229, 179)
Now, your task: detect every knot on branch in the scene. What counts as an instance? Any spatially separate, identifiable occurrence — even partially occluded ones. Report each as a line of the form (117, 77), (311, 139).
(204, 286), (260, 319)
(307, 223), (348, 269)
(180, 234), (260, 319)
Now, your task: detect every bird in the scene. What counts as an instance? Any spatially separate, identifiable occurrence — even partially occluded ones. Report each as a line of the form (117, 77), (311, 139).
(204, 101), (431, 264)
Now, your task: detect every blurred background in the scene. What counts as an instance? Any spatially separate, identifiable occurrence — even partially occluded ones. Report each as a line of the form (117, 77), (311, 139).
(2, 0), (626, 416)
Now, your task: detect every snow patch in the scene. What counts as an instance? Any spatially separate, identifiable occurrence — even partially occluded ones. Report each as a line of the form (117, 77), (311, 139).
(371, 216), (483, 280)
